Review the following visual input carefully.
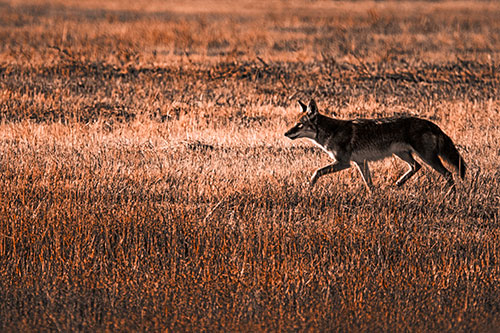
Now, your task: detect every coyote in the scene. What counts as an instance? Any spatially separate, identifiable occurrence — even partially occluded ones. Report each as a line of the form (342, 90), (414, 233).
(285, 99), (466, 191)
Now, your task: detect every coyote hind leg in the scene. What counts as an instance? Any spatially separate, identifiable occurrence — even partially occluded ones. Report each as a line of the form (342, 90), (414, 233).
(394, 151), (421, 186)
(417, 152), (455, 187)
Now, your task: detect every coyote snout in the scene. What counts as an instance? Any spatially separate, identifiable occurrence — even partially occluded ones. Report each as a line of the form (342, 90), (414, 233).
(285, 99), (466, 191)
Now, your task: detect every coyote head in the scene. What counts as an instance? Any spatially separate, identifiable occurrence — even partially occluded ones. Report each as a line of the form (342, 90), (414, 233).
(284, 99), (319, 140)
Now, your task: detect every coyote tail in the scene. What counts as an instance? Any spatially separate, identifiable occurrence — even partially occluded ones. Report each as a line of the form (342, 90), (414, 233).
(438, 133), (466, 180)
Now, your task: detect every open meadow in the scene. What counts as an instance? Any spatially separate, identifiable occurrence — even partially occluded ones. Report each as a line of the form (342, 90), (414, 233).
(0, 0), (499, 330)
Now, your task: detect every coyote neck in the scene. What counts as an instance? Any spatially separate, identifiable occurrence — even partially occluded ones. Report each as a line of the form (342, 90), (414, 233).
(314, 115), (350, 147)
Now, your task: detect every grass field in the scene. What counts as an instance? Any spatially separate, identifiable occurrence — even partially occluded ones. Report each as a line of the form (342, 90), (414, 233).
(1, 0), (500, 331)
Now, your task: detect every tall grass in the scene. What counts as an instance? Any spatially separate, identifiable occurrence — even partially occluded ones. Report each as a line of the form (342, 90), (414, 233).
(0, 0), (499, 330)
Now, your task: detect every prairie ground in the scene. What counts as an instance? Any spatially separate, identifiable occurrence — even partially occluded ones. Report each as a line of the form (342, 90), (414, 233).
(0, 0), (499, 331)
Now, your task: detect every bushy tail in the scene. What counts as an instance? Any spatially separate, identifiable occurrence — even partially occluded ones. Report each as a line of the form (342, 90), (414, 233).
(439, 133), (466, 180)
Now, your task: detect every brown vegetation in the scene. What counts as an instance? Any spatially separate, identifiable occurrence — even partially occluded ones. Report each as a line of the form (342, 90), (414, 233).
(0, 0), (499, 331)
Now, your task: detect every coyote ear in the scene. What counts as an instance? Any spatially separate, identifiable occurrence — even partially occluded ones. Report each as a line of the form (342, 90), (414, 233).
(308, 99), (318, 116)
(298, 100), (307, 112)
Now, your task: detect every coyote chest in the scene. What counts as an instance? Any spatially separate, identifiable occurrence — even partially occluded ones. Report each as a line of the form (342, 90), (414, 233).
(309, 139), (337, 160)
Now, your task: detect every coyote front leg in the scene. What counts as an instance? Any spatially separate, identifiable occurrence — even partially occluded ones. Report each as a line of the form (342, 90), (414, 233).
(354, 161), (374, 192)
(310, 162), (350, 187)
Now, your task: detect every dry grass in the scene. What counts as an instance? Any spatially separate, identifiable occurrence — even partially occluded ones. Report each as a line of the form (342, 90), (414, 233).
(1, 0), (500, 331)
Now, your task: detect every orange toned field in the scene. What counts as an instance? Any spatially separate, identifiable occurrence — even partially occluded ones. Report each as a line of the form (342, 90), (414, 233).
(0, 1), (499, 331)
